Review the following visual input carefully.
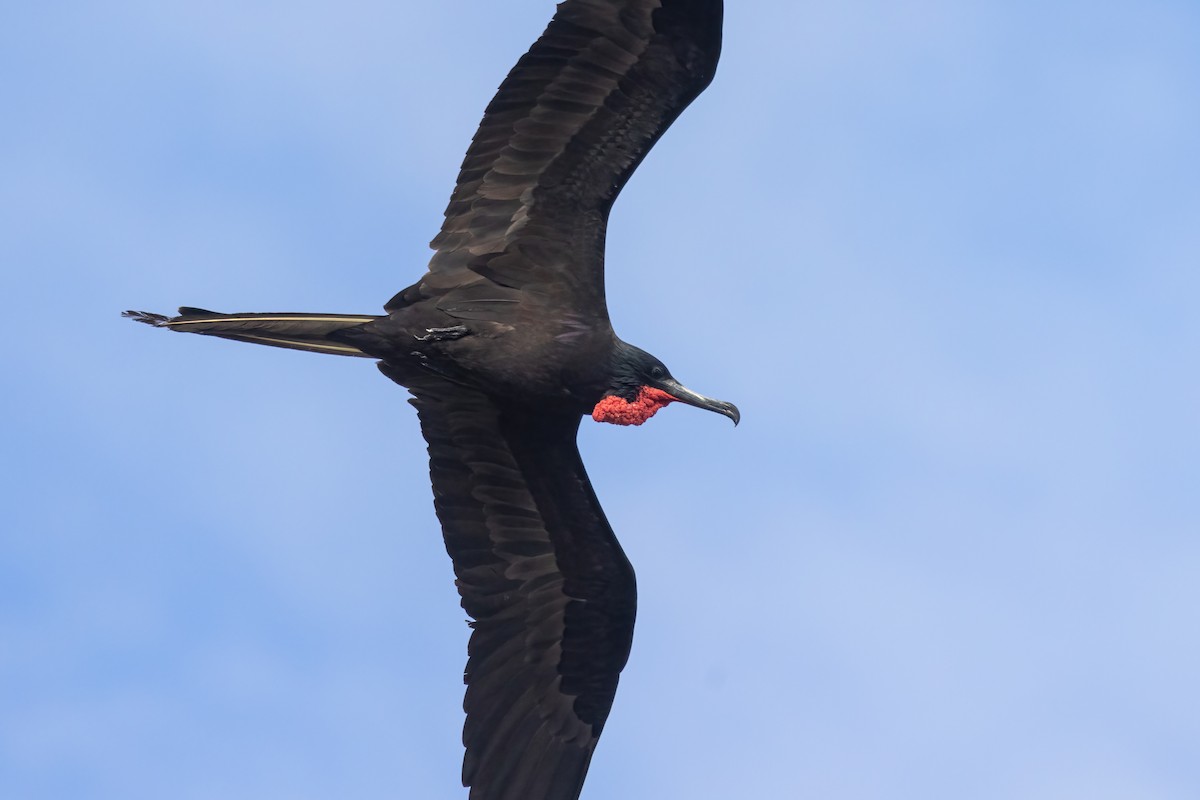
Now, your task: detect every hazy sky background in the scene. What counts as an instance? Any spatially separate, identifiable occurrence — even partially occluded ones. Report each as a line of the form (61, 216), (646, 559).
(3, 1), (1199, 798)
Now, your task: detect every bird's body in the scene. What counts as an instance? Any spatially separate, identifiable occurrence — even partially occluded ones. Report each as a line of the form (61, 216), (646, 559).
(127, 2), (735, 798)
(351, 305), (619, 413)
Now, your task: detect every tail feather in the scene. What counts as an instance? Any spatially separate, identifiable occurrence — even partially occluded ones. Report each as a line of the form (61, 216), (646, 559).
(122, 307), (382, 358)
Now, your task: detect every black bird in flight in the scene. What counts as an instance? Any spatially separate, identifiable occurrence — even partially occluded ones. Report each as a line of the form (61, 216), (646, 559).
(127, 1), (735, 798)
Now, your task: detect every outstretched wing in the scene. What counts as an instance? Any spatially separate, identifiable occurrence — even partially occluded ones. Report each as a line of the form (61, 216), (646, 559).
(387, 0), (724, 315)
(383, 364), (637, 800)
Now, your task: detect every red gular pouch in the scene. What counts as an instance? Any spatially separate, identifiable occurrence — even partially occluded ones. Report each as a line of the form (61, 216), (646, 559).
(592, 387), (677, 426)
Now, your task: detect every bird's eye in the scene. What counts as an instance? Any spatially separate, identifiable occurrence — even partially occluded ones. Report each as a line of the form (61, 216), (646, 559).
(649, 366), (665, 379)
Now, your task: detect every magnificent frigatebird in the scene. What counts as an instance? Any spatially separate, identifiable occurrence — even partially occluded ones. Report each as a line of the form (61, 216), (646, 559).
(126, 1), (735, 798)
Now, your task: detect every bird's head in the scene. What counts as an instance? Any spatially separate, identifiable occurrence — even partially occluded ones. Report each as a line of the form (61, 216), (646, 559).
(592, 342), (740, 427)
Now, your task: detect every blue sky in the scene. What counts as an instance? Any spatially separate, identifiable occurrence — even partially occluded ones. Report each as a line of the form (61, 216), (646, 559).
(3, 1), (1199, 798)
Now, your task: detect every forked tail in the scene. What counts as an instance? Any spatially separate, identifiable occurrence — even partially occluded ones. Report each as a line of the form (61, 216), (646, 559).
(122, 307), (381, 358)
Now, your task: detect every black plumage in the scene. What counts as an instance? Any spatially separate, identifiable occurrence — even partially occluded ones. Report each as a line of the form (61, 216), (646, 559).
(126, 2), (735, 798)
